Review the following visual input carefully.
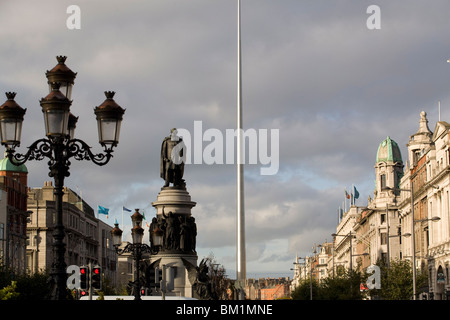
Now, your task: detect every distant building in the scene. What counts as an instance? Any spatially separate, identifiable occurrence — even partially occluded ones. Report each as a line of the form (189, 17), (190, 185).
(98, 219), (118, 285)
(0, 154), (28, 273)
(27, 181), (117, 286)
(355, 135), (404, 269)
(245, 277), (290, 300)
(335, 111), (450, 299)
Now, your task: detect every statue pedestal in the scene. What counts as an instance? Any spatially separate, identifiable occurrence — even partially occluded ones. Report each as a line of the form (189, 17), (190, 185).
(149, 186), (198, 298)
(152, 187), (196, 216)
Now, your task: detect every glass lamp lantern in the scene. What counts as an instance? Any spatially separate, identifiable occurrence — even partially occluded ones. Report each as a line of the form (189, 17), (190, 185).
(131, 224), (144, 245)
(0, 92), (27, 147)
(151, 226), (164, 248)
(111, 222), (123, 247)
(131, 209), (143, 227)
(45, 56), (77, 100)
(131, 209), (144, 244)
(40, 83), (71, 137)
(67, 113), (78, 140)
(94, 91), (125, 148)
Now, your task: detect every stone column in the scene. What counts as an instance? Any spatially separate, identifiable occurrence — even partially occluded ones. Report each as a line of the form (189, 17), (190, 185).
(149, 187), (197, 297)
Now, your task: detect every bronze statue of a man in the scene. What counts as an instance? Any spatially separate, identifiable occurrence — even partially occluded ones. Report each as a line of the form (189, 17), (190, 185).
(160, 128), (185, 188)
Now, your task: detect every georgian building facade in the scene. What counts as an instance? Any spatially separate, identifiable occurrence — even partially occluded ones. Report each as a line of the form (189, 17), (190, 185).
(291, 111), (450, 299)
(27, 181), (118, 286)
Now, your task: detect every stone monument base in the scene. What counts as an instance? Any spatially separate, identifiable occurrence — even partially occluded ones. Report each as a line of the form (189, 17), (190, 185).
(148, 186), (198, 297)
(148, 253), (197, 298)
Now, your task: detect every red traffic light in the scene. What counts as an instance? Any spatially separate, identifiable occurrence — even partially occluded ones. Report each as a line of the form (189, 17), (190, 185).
(80, 268), (86, 274)
(80, 290), (87, 296)
(93, 268), (100, 274)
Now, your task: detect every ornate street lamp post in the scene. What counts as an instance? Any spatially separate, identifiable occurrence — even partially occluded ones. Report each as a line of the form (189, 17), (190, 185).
(111, 209), (162, 300)
(0, 56), (125, 300)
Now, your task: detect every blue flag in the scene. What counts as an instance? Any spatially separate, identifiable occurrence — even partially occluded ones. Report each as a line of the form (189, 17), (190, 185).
(353, 186), (360, 200)
(98, 205), (109, 215)
(123, 206), (132, 212)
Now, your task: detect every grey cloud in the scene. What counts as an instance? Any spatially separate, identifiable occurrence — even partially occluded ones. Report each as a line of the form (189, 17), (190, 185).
(2, 0), (450, 277)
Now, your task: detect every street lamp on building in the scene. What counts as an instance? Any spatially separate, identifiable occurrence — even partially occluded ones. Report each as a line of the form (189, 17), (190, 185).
(111, 209), (162, 300)
(0, 56), (125, 300)
(403, 216), (440, 300)
(296, 256), (313, 300)
(333, 231), (369, 271)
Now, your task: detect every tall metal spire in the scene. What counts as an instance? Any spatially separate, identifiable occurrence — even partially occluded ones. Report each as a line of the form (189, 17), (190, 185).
(236, 0), (246, 295)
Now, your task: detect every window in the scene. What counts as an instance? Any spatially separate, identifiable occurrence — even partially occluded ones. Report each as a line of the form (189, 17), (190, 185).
(380, 174), (386, 189)
(381, 233), (387, 245)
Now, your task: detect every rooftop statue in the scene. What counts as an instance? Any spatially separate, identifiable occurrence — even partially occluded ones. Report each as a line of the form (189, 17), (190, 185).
(160, 128), (186, 188)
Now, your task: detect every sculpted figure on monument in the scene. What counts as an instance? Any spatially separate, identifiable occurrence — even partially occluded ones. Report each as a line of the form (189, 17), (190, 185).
(188, 217), (197, 253)
(160, 128), (185, 188)
(162, 208), (180, 251)
(179, 216), (190, 252)
(183, 258), (218, 300)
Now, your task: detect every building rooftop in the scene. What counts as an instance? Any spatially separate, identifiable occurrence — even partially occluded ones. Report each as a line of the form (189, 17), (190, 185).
(376, 136), (402, 164)
(0, 153), (28, 173)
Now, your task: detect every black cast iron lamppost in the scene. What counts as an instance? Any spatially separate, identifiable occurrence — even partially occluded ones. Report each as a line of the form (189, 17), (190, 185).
(111, 209), (162, 300)
(0, 56), (125, 300)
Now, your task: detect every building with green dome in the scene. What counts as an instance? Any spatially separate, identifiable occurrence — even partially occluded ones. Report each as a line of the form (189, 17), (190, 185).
(376, 136), (403, 164)
(352, 136), (404, 271)
(375, 136), (404, 198)
(0, 156), (28, 173)
(0, 153), (28, 273)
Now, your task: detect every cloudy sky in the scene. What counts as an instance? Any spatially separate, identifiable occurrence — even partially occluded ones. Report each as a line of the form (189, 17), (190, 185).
(1, 0), (450, 279)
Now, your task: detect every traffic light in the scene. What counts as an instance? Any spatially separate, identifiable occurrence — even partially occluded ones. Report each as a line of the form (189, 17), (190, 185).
(140, 287), (148, 296)
(80, 266), (89, 290)
(91, 265), (102, 290)
(149, 267), (161, 288)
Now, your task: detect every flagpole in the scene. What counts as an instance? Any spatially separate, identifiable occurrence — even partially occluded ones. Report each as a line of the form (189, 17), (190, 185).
(236, 0), (246, 298)
(338, 207), (340, 224)
(351, 184), (354, 206)
(344, 189), (347, 212)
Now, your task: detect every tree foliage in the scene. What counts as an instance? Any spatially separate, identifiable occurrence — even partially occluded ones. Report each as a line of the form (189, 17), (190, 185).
(203, 252), (231, 300)
(0, 267), (51, 300)
(291, 259), (428, 300)
(291, 269), (366, 300)
(369, 259), (428, 300)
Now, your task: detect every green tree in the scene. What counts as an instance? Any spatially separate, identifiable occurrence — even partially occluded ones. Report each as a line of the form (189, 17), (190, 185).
(0, 281), (20, 300)
(290, 278), (319, 300)
(15, 270), (51, 300)
(320, 269), (367, 300)
(0, 267), (51, 300)
(370, 259), (428, 300)
(291, 267), (367, 300)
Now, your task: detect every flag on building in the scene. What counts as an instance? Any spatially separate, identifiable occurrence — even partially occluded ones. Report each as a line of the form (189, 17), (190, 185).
(353, 186), (360, 200)
(345, 189), (351, 199)
(98, 205), (109, 218)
